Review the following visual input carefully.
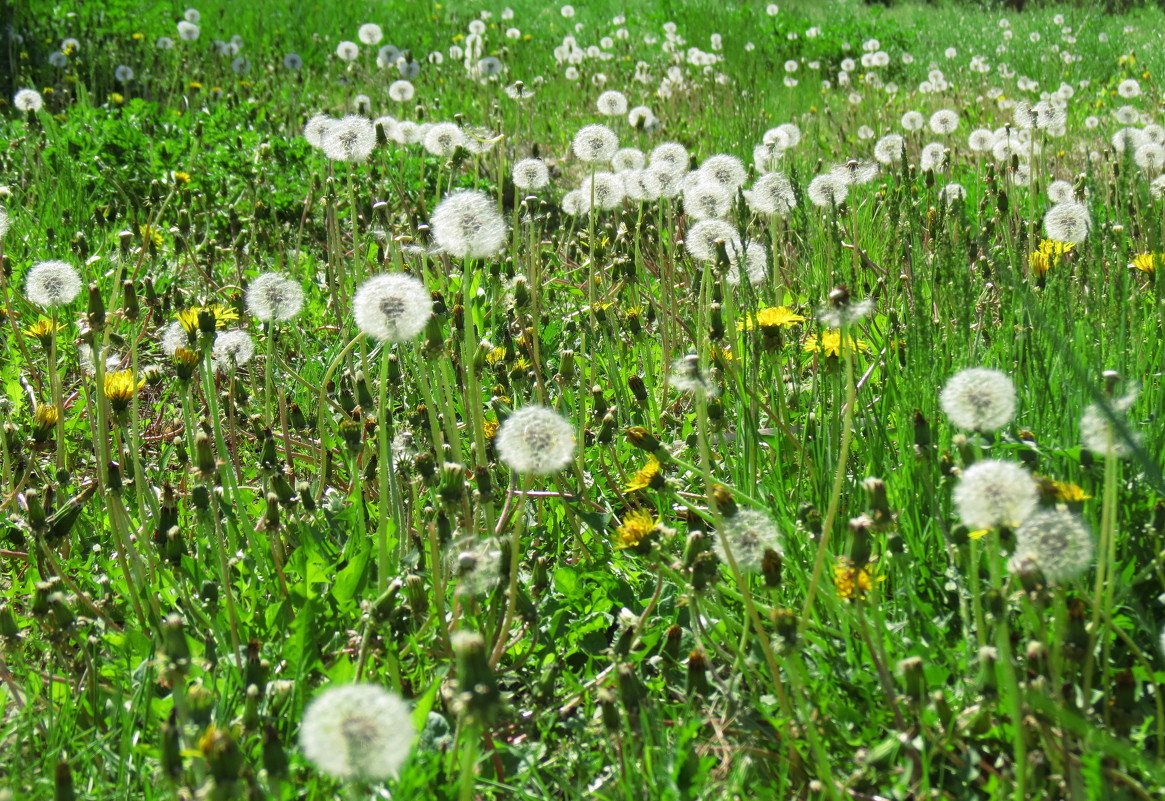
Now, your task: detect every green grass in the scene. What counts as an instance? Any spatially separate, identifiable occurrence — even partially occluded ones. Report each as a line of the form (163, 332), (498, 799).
(2, 0), (1165, 798)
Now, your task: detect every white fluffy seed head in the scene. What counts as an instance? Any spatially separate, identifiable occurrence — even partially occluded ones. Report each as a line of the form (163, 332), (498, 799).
(161, 321), (191, 356)
(423, 121), (466, 157)
(611, 147), (646, 173)
(874, 134), (906, 165)
(622, 169), (662, 202)
(353, 273), (432, 342)
(14, 89), (44, 112)
(929, 109), (960, 135)
(580, 172), (624, 210)
(685, 219), (741, 262)
(572, 123), (618, 163)
(211, 330), (255, 372)
(953, 460), (1038, 531)
(649, 142), (690, 176)
(1010, 508), (1093, 584)
(727, 241), (767, 287)
(26, 260), (82, 307)
(300, 684), (414, 780)
(940, 367), (1017, 432)
(322, 116), (377, 162)
(671, 354), (718, 399)
(596, 89), (628, 116)
(698, 154), (747, 192)
(806, 174), (848, 207)
(1046, 179), (1074, 204)
(430, 190), (506, 258)
(1043, 202), (1091, 244)
(495, 405), (576, 475)
(748, 172), (796, 216)
(245, 273), (304, 322)
(0, 206), (9, 238)
(967, 128), (996, 152)
(388, 79), (415, 102)
(1080, 389), (1139, 458)
(512, 158), (550, 190)
(304, 114), (334, 149)
(683, 180), (732, 221)
(901, 110), (924, 131)
(715, 509), (783, 573)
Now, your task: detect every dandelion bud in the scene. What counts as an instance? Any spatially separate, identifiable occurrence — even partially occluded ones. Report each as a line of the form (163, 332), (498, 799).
(262, 724), (290, 782)
(0, 603), (18, 638)
(686, 650), (711, 697)
(598, 686), (621, 732)
(473, 466), (493, 503)
(263, 492), (280, 532)
(625, 426), (661, 454)
(194, 431), (216, 480)
(557, 349), (576, 381)
(597, 411), (616, 445)
(439, 462), (466, 504)
(711, 485), (737, 518)
(896, 656), (927, 699)
(32, 404), (59, 444)
(55, 758), (75, 801)
(452, 630), (501, 724)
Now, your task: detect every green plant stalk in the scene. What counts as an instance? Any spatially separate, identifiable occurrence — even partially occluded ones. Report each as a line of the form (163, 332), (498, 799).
(460, 259), (493, 531)
(986, 530), (1027, 801)
(376, 344), (405, 592)
(801, 327), (857, 626)
(488, 475), (531, 669)
(1082, 445), (1120, 708)
(127, 326), (157, 524)
(314, 333), (364, 503)
(48, 309), (65, 476)
(200, 341), (251, 544)
(263, 323), (276, 424)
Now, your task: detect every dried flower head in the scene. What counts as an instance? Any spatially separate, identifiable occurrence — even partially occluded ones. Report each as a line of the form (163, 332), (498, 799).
(300, 683), (415, 780)
(353, 273), (432, 342)
(495, 405), (576, 475)
(212, 330), (255, 372)
(940, 368), (1017, 432)
(245, 273), (304, 322)
(953, 460), (1038, 530)
(715, 509), (783, 573)
(26, 260), (82, 307)
(430, 190), (506, 259)
(1009, 508), (1093, 584)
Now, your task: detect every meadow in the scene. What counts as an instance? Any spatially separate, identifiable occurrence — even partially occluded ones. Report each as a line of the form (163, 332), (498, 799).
(2, 0), (1165, 798)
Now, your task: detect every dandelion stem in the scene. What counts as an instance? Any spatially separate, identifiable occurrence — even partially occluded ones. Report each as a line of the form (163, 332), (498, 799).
(801, 325), (857, 626)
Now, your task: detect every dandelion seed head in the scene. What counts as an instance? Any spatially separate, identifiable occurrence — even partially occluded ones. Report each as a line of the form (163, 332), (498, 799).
(13, 89), (43, 113)
(335, 40), (360, 61)
(715, 509), (782, 573)
(596, 89), (628, 116)
(177, 21), (200, 41)
(304, 114), (335, 149)
(747, 172), (795, 216)
(25, 260), (81, 307)
(358, 23), (383, 45)
(512, 158), (550, 190)
(572, 124), (618, 163)
(670, 354), (718, 399)
(1080, 388), (1139, 458)
(727, 241), (767, 287)
(622, 169), (662, 202)
(353, 273), (432, 342)
(322, 115), (377, 162)
(697, 154), (747, 192)
(683, 180), (732, 220)
(685, 219), (741, 262)
(496, 405), (575, 475)
(245, 273), (304, 323)
(300, 684), (414, 780)
(901, 110), (924, 132)
(1010, 509), (1093, 584)
(388, 80), (415, 102)
(424, 121), (467, 157)
(929, 109), (960, 135)
(611, 147), (646, 173)
(212, 330), (255, 372)
(953, 460), (1038, 530)
(806, 174), (847, 207)
(940, 368), (1016, 432)
(967, 128), (997, 152)
(430, 190), (506, 259)
(648, 142), (689, 176)
(874, 133), (906, 165)
(1043, 202), (1091, 244)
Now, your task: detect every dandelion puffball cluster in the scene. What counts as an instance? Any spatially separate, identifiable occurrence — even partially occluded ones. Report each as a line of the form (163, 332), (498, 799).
(940, 368), (1017, 433)
(353, 274), (432, 342)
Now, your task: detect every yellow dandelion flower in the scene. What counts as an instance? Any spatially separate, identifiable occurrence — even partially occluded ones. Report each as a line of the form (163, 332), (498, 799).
(104, 370), (144, 414)
(485, 346), (507, 366)
(109, 93), (124, 105)
(172, 171), (191, 184)
(739, 306), (807, 331)
(624, 457), (664, 492)
(1130, 253), (1161, 275)
(615, 509), (657, 551)
(177, 304), (238, 334)
(1052, 480), (1091, 503)
(32, 403), (60, 439)
(803, 330), (869, 358)
(833, 558), (875, 600)
(25, 319), (64, 344)
(483, 420), (499, 441)
(139, 224), (162, 247)
(967, 528), (989, 540)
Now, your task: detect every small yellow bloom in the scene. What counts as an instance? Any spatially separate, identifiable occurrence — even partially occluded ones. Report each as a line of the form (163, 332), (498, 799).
(177, 304), (238, 335)
(739, 306), (807, 331)
(104, 370), (144, 414)
(25, 319), (64, 344)
(188, 81), (202, 91)
(172, 171), (191, 184)
(109, 92), (124, 105)
(803, 330), (869, 358)
(33, 402), (60, 433)
(139, 224), (162, 247)
(483, 419), (499, 441)
(1029, 239), (1073, 278)
(1130, 252), (1161, 275)
(1051, 480), (1091, 503)
(132, 32), (144, 41)
(967, 529), (989, 540)
(624, 457), (664, 492)
(615, 509), (657, 551)
(485, 346), (507, 366)
(833, 558), (875, 600)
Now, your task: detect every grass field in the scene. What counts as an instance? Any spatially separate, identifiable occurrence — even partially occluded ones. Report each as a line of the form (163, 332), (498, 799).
(3, 0), (1165, 798)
